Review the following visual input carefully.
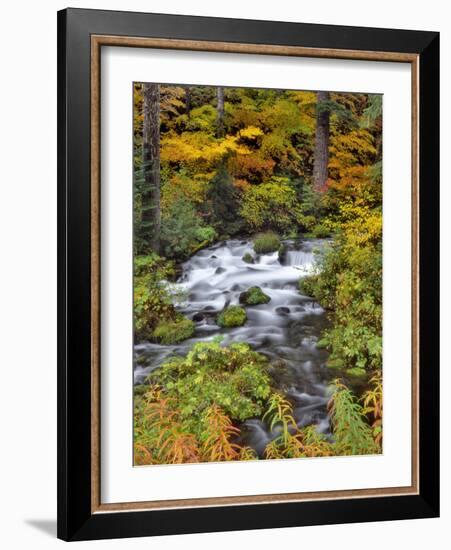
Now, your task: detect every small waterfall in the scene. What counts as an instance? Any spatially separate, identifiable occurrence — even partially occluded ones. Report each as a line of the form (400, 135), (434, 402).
(285, 249), (313, 268)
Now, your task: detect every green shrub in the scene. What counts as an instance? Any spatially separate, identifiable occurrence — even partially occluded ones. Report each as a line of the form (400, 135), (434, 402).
(242, 252), (254, 264)
(298, 274), (318, 298)
(239, 286), (271, 306)
(240, 177), (299, 233)
(194, 225), (217, 243)
(311, 223), (331, 238)
(253, 232), (281, 254)
(134, 253), (175, 279)
(152, 317), (195, 344)
(149, 340), (271, 428)
(217, 306), (247, 328)
(134, 340), (272, 465)
(299, 207), (382, 372)
(133, 253), (182, 342)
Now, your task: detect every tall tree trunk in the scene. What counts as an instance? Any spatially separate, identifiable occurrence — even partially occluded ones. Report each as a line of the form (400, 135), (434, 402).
(313, 91), (330, 192)
(142, 83), (161, 253)
(184, 86), (191, 119)
(216, 86), (225, 138)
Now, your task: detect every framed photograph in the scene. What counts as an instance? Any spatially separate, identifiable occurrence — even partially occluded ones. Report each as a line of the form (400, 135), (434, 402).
(57, 8), (439, 541)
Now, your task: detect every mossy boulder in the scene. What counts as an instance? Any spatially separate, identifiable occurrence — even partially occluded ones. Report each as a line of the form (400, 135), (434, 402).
(278, 243), (288, 264)
(345, 367), (367, 378)
(253, 232), (281, 254)
(217, 305), (247, 328)
(239, 286), (271, 306)
(326, 357), (344, 369)
(242, 252), (255, 264)
(152, 317), (195, 344)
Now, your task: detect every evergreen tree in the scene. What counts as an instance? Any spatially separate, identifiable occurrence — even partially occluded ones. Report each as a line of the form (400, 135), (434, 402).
(207, 164), (240, 236)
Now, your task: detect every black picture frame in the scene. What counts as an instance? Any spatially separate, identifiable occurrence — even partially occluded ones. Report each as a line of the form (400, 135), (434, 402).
(57, 7), (439, 541)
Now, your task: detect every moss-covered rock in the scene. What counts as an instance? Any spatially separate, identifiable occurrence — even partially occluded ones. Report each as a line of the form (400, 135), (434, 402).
(239, 286), (271, 306)
(345, 367), (367, 378)
(326, 357), (345, 369)
(152, 317), (195, 344)
(253, 232), (280, 254)
(217, 305), (247, 328)
(278, 243), (288, 264)
(242, 252), (255, 264)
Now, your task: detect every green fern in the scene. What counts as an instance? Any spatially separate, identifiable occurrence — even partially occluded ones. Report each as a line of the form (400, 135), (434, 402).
(328, 380), (378, 455)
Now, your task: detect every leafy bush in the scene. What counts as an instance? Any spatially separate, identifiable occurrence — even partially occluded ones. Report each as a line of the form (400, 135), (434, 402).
(152, 317), (195, 344)
(134, 341), (271, 464)
(300, 205), (382, 372)
(311, 223), (331, 238)
(239, 286), (271, 306)
(240, 177), (300, 233)
(194, 225), (217, 243)
(298, 275), (317, 299)
(134, 284), (176, 341)
(253, 231), (281, 254)
(134, 253), (175, 279)
(217, 305), (247, 328)
(134, 253), (191, 342)
(151, 340), (271, 425)
(134, 254), (178, 341)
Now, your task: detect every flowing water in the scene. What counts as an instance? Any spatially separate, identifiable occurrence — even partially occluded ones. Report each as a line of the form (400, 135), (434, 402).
(134, 238), (335, 456)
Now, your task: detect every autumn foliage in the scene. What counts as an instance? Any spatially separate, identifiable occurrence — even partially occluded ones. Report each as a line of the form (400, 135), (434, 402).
(133, 83), (383, 464)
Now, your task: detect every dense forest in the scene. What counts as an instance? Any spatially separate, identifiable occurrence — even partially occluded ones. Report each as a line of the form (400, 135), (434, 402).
(133, 83), (382, 465)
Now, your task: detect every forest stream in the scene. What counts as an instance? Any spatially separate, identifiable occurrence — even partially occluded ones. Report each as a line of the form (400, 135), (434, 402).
(134, 238), (336, 457)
